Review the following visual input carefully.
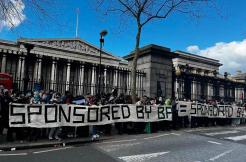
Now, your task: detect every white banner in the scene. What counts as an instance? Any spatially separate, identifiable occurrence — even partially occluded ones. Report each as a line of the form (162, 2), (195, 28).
(177, 101), (190, 117)
(177, 101), (246, 118)
(9, 103), (172, 128)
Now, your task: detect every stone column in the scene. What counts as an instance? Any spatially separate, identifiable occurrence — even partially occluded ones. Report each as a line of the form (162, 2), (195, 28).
(220, 86), (224, 99)
(104, 67), (107, 93)
(139, 72), (142, 97)
(78, 63), (84, 95)
(242, 88), (245, 101)
(175, 79), (179, 99)
(37, 58), (42, 82)
(200, 70), (204, 76)
(136, 71), (139, 96)
(50, 59), (57, 90)
(65, 61), (71, 91)
(17, 56), (25, 91)
(238, 88), (241, 101)
(128, 71), (131, 94)
(118, 68), (121, 93)
(207, 83), (211, 100)
(138, 72), (141, 94)
(126, 70), (129, 91)
(34, 57), (42, 82)
(113, 68), (118, 87)
(91, 65), (96, 95)
(192, 80), (196, 100)
(237, 88), (239, 101)
(1, 54), (7, 73)
(238, 88), (240, 101)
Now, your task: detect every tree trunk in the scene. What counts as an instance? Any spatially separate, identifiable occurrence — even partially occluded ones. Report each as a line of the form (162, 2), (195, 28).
(131, 26), (141, 103)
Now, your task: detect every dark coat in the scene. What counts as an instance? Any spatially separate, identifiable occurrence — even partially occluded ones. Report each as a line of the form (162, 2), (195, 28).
(1, 94), (13, 127)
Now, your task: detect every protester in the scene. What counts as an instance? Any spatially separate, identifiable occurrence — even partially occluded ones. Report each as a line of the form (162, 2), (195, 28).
(0, 86), (4, 135)
(87, 95), (100, 141)
(1, 89), (13, 141)
(48, 92), (62, 140)
(134, 96), (147, 134)
(114, 93), (126, 135)
(28, 91), (42, 141)
(3, 85), (246, 143)
(171, 99), (179, 130)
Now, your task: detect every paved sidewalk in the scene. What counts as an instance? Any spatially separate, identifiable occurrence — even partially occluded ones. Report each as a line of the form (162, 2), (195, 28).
(0, 125), (244, 152)
(0, 135), (110, 151)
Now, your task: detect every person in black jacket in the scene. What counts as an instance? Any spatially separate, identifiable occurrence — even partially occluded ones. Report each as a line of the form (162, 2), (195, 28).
(1, 89), (13, 141)
(0, 91), (3, 135)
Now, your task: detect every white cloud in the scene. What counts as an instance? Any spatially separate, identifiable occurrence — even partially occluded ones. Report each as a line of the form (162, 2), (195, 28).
(186, 39), (246, 74)
(186, 45), (200, 53)
(0, 0), (25, 31)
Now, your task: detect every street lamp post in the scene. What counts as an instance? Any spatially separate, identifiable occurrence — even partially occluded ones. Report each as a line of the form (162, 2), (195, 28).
(98, 30), (108, 96)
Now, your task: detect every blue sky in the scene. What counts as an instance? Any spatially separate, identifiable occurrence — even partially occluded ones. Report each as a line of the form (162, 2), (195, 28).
(1, 0), (246, 74)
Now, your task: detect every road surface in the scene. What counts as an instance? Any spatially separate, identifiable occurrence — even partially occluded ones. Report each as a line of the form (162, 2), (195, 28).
(1, 126), (246, 162)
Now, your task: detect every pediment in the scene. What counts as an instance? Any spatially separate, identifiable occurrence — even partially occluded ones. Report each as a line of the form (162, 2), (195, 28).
(36, 39), (89, 52)
(18, 38), (119, 60)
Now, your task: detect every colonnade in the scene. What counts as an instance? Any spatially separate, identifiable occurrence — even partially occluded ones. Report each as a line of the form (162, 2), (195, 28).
(0, 52), (145, 96)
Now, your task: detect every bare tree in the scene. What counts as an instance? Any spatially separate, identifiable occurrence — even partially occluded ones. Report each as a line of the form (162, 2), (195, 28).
(97, 0), (215, 102)
(0, 0), (55, 30)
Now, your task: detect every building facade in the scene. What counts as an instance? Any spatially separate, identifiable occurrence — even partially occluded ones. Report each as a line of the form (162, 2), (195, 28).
(0, 38), (145, 96)
(173, 51), (245, 102)
(1, 38), (245, 102)
(124, 45), (177, 98)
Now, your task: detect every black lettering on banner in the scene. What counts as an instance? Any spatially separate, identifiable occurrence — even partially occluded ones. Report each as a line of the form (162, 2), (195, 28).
(237, 108), (242, 118)
(157, 106), (165, 119)
(197, 104), (202, 116)
(27, 105), (42, 123)
(240, 107), (245, 118)
(165, 106), (172, 119)
(111, 105), (120, 120)
(201, 104), (208, 116)
(121, 105), (130, 119)
(208, 105), (214, 117)
(242, 107), (245, 118)
(73, 106), (85, 123)
(213, 106), (218, 117)
(136, 105), (144, 119)
(190, 103), (196, 115)
(88, 107), (98, 122)
(100, 106), (110, 121)
(218, 105), (225, 117)
(225, 106), (233, 118)
(10, 104), (26, 125)
(180, 105), (187, 113)
(59, 105), (71, 122)
(45, 105), (58, 123)
(145, 105), (152, 119)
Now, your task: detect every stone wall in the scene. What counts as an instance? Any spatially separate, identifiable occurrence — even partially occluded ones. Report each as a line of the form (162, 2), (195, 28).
(126, 45), (176, 98)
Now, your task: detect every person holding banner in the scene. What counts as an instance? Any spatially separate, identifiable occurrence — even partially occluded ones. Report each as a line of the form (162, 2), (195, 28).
(48, 92), (62, 140)
(1, 89), (13, 141)
(62, 91), (74, 138)
(28, 91), (42, 141)
(178, 99), (190, 128)
(163, 98), (172, 131)
(171, 99), (178, 130)
(0, 87), (4, 135)
(134, 96), (147, 134)
(149, 97), (160, 133)
(114, 93), (126, 135)
(87, 95), (100, 141)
